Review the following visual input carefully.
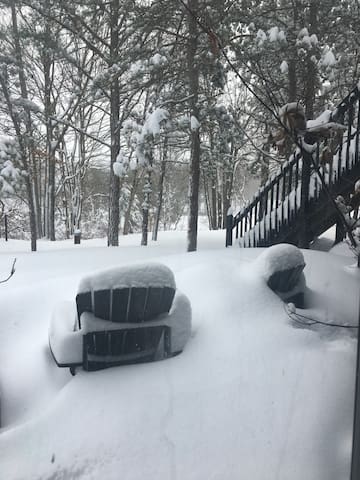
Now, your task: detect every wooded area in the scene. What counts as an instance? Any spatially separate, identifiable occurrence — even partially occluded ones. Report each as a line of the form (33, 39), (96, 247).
(0, 0), (359, 251)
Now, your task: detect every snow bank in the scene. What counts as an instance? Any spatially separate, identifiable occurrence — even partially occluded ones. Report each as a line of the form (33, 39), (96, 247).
(78, 262), (176, 294)
(0, 233), (358, 480)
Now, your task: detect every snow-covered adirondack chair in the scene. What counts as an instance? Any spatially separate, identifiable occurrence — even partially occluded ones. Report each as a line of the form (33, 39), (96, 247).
(49, 263), (192, 373)
(255, 244), (306, 307)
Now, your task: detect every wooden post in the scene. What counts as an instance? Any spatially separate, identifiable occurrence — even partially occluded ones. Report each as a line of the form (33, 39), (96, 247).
(74, 230), (81, 245)
(335, 221), (345, 245)
(225, 213), (233, 247)
(298, 152), (311, 248)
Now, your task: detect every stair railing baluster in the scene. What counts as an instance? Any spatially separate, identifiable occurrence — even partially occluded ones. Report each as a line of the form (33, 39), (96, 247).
(281, 165), (286, 227)
(299, 151), (312, 248)
(270, 181), (274, 236)
(275, 177), (280, 234)
(315, 143), (320, 196)
(329, 141), (333, 186)
(355, 98), (360, 166)
(288, 163), (293, 222)
(294, 154), (299, 216)
(264, 188), (269, 244)
(338, 123), (344, 179)
(346, 103), (354, 172)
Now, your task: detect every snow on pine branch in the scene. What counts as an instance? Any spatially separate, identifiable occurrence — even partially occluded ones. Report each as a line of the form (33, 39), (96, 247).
(10, 97), (43, 114)
(0, 136), (21, 196)
(114, 108), (169, 177)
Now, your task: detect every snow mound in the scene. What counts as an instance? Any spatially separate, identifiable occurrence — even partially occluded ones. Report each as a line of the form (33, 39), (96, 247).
(78, 262), (176, 293)
(255, 243), (305, 280)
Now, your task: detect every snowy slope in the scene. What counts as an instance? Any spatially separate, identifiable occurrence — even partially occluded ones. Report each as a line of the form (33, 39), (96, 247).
(0, 231), (358, 480)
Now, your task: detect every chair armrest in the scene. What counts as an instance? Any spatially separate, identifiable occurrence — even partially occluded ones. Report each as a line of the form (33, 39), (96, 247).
(49, 301), (83, 367)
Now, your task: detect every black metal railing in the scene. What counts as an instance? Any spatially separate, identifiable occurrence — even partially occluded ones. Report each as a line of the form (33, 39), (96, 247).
(226, 84), (360, 248)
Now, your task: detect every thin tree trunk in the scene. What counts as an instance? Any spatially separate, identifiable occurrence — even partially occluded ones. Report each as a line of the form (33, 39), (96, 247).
(141, 167), (152, 246)
(123, 171), (139, 235)
(304, 1), (318, 119)
(108, 0), (120, 246)
(203, 172), (212, 229)
(44, 49), (56, 241)
(152, 142), (167, 241)
(187, 0), (201, 252)
(217, 174), (222, 229)
(210, 173), (217, 229)
(11, 4), (37, 251)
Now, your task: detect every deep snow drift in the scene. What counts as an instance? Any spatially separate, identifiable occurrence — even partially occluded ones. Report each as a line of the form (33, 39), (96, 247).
(0, 230), (359, 480)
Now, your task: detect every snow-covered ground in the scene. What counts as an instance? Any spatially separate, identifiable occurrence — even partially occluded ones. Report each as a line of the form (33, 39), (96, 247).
(0, 230), (359, 480)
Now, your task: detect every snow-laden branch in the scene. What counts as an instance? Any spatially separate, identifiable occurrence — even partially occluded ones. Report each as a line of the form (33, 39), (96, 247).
(0, 258), (16, 284)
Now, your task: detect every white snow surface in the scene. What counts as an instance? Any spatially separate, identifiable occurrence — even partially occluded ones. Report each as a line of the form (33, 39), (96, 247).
(306, 109), (332, 129)
(0, 231), (358, 480)
(78, 262), (176, 293)
(255, 243), (305, 279)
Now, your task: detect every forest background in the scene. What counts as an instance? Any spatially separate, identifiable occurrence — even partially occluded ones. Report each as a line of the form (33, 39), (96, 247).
(0, 0), (358, 251)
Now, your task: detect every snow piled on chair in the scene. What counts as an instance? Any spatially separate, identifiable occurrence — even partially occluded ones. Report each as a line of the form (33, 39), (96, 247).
(78, 262), (176, 293)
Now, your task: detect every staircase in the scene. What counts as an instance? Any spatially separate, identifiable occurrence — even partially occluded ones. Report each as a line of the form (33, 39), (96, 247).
(226, 84), (360, 248)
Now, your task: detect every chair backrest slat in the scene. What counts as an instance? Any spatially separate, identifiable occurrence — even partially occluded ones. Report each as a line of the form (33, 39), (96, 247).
(76, 286), (176, 326)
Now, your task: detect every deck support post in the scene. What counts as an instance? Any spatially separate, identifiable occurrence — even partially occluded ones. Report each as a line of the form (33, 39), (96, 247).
(225, 213), (233, 247)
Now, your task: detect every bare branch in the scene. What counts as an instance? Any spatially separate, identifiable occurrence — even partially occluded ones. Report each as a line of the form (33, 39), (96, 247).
(0, 258), (16, 284)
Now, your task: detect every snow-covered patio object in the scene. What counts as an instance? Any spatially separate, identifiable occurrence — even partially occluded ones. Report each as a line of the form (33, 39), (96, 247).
(256, 243), (306, 307)
(49, 263), (191, 372)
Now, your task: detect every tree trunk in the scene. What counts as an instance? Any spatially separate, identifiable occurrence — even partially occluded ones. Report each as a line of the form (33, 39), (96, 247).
(217, 174), (222, 229)
(304, 1), (318, 119)
(141, 168), (152, 246)
(11, 4), (37, 251)
(32, 153), (43, 237)
(123, 171), (139, 235)
(210, 173), (217, 229)
(44, 46), (56, 241)
(108, 0), (120, 246)
(187, 0), (201, 252)
(152, 143), (167, 241)
(24, 172), (37, 251)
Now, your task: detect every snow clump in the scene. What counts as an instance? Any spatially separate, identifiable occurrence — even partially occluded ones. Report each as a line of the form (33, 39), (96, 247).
(268, 26), (286, 42)
(190, 115), (200, 131)
(280, 60), (288, 74)
(321, 49), (336, 67)
(255, 243), (305, 280)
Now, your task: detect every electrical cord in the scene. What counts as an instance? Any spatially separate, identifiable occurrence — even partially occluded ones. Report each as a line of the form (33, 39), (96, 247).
(284, 303), (358, 329)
